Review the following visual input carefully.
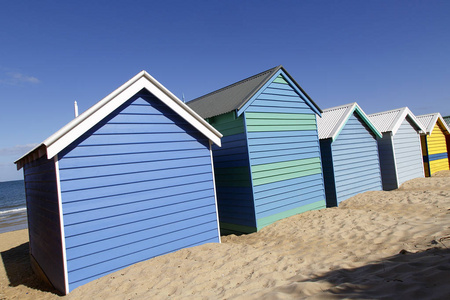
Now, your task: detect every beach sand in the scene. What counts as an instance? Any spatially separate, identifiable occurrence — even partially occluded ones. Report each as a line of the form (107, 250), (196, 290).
(1, 171), (449, 299)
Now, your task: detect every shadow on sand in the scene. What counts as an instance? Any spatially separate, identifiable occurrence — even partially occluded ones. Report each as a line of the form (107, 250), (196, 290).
(274, 246), (450, 299)
(1, 242), (61, 295)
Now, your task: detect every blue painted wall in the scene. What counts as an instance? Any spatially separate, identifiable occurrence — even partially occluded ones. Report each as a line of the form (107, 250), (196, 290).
(23, 155), (65, 293)
(57, 91), (219, 291)
(392, 118), (424, 186)
(244, 74), (326, 230)
(204, 73), (325, 234)
(376, 117), (423, 190)
(207, 112), (256, 234)
(321, 113), (382, 206)
(376, 133), (398, 190)
(319, 139), (337, 207)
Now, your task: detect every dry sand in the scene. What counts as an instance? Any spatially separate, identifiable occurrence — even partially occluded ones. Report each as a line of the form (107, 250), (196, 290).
(1, 171), (449, 299)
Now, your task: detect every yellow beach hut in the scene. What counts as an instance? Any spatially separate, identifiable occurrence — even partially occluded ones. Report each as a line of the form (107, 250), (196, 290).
(416, 113), (450, 176)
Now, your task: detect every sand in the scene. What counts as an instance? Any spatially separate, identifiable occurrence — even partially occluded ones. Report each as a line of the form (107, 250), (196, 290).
(1, 171), (449, 299)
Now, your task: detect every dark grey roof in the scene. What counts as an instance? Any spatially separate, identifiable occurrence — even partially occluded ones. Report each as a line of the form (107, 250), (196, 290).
(187, 65), (321, 119)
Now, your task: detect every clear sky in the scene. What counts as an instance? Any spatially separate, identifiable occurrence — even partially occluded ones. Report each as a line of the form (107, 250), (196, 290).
(1, 0), (449, 181)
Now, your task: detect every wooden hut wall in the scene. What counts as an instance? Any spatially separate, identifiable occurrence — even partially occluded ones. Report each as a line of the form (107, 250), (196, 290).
(321, 112), (381, 207)
(243, 74), (325, 230)
(376, 133), (398, 190)
(447, 136), (450, 169)
(444, 116), (450, 127)
(421, 121), (450, 176)
(319, 139), (337, 207)
(57, 91), (220, 291)
(445, 117), (450, 169)
(421, 136), (431, 176)
(392, 118), (424, 187)
(23, 155), (66, 293)
(207, 112), (257, 235)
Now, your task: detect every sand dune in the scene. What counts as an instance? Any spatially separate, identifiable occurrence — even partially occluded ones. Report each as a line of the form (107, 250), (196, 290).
(1, 171), (449, 299)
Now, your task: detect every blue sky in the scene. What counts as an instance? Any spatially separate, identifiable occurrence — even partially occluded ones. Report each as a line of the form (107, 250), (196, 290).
(1, 0), (449, 181)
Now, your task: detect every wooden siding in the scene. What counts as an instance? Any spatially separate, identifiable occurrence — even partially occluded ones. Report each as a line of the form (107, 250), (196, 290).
(23, 156), (65, 293)
(447, 135), (450, 169)
(421, 135), (430, 177)
(245, 79), (326, 230)
(377, 133), (398, 190)
(329, 113), (382, 205)
(392, 118), (424, 187)
(426, 122), (449, 174)
(207, 112), (256, 234)
(245, 80), (318, 115)
(57, 92), (219, 291)
(320, 139), (337, 207)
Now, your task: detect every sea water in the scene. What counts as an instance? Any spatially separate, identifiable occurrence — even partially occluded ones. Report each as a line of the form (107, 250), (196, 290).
(0, 180), (27, 234)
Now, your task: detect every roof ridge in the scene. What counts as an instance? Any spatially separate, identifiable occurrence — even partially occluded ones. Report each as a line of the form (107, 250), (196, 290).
(367, 106), (406, 117)
(188, 65), (282, 104)
(15, 70), (223, 169)
(416, 112), (439, 118)
(417, 112), (450, 134)
(322, 102), (356, 113)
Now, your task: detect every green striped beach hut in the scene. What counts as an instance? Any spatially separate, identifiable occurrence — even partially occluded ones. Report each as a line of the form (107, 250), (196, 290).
(187, 65), (326, 234)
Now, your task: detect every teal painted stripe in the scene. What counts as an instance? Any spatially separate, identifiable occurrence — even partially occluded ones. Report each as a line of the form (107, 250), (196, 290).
(209, 112), (245, 136)
(246, 112), (317, 132)
(273, 74), (289, 84)
(252, 157), (319, 173)
(248, 125), (317, 132)
(251, 157), (322, 186)
(256, 199), (326, 229)
(246, 112), (316, 120)
(332, 108), (382, 141)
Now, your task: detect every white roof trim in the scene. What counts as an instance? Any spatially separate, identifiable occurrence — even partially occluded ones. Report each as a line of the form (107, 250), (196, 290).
(368, 107), (425, 136)
(391, 107), (426, 135)
(15, 71), (222, 169)
(317, 102), (382, 140)
(328, 103), (355, 140)
(416, 112), (450, 135)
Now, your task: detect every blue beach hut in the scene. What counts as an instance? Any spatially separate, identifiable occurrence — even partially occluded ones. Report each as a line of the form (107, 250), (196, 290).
(187, 65), (326, 235)
(368, 107), (426, 190)
(14, 71), (222, 294)
(316, 103), (383, 207)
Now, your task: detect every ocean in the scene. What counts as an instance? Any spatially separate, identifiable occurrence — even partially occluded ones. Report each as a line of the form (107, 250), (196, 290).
(0, 180), (27, 234)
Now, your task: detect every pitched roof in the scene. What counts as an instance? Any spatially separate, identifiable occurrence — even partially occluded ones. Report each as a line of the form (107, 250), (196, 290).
(367, 107), (425, 136)
(444, 116), (450, 127)
(187, 65), (321, 119)
(15, 71), (222, 170)
(416, 112), (450, 135)
(317, 102), (381, 141)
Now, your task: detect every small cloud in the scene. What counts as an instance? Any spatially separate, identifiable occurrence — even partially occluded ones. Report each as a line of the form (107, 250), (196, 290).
(0, 71), (40, 85)
(10, 72), (40, 83)
(0, 144), (39, 156)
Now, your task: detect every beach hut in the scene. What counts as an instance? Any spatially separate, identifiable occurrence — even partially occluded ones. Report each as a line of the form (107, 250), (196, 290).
(445, 116), (450, 167)
(416, 113), (450, 176)
(14, 71), (222, 294)
(317, 103), (383, 207)
(444, 115), (450, 168)
(187, 65), (326, 235)
(444, 116), (450, 127)
(368, 107), (426, 191)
